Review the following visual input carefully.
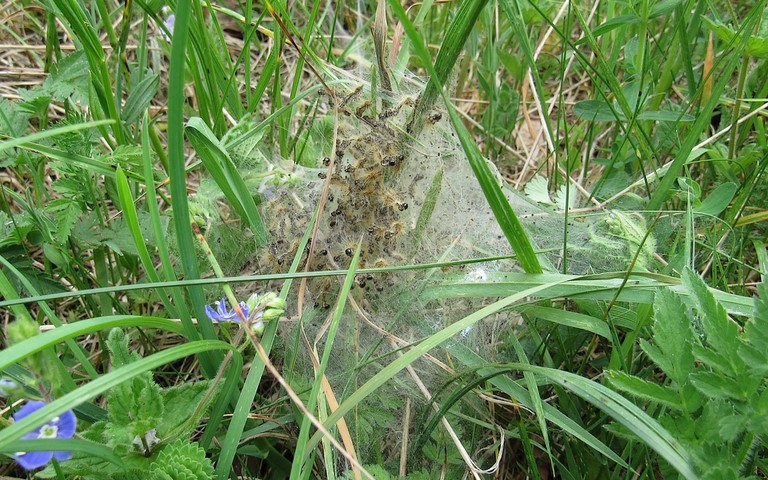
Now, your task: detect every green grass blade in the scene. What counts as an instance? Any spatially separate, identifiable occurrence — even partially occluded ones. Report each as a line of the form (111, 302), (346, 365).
(0, 439), (123, 468)
(0, 119), (115, 154)
(166, 0), (220, 375)
(291, 241), (363, 479)
(48, 0), (124, 144)
(409, 0), (489, 136)
(446, 343), (630, 470)
(214, 211), (317, 479)
(522, 365), (697, 480)
(648, 3), (765, 211)
(0, 316), (184, 372)
(186, 117), (268, 244)
(390, 0), (542, 273)
(0, 339), (234, 452)
(304, 277), (571, 454)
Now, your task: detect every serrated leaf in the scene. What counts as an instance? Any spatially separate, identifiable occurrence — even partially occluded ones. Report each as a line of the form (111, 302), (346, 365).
(683, 269), (745, 373)
(692, 344), (735, 375)
(689, 371), (747, 400)
(718, 414), (748, 441)
(607, 371), (683, 409)
(0, 98), (31, 136)
(744, 282), (768, 352)
(157, 381), (217, 439)
(647, 288), (696, 384)
(523, 175), (553, 204)
(738, 343), (768, 375)
(50, 199), (81, 245)
(20, 51), (89, 104)
(639, 340), (674, 379)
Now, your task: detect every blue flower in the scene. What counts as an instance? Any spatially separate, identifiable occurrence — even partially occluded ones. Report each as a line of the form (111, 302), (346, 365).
(13, 400), (77, 470)
(205, 298), (250, 322)
(161, 13), (175, 41)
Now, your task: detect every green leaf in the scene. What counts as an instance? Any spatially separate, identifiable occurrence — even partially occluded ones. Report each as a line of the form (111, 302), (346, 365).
(737, 343), (768, 376)
(694, 182), (738, 216)
(683, 269), (745, 374)
(689, 371), (748, 400)
(186, 117), (268, 245)
(523, 175), (554, 205)
(692, 344), (736, 375)
(521, 305), (613, 338)
(105, 330), (164, 442)
(636, 110), (694, 122)
(527, 366), (697, 480)
(607, 371), (683, 409)
(583, 15), (640, 43)
(19, 51), (89, 104)
(0, 438), (124, 468)
(0, 337), (234, 453)
(717, 414), (748, 442)
(157, 381), (218, 439)
(703, 17), (768, 58)
(744, 281), (768, 352)
(122, 73), (160, 125)
(650, 0), (683, 17)
(646, 288), (696, 385)
(150, 440), (214, 480)
(105, 328), (141, 368)
(573, 99), (621, 122)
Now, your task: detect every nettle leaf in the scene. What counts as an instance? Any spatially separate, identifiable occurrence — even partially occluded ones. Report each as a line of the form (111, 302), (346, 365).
(156, 381), (217, 439)
(644, 288), (696, 385)
(149, 440), (214, 480)
(106, 328), (141, 368)
(106, 329), (164, 442)
(683, 269), (745, 375)
(607, 371), (683, 410)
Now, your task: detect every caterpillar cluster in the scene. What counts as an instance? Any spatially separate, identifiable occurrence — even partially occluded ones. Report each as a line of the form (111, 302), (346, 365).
(257, 85), (443, 307)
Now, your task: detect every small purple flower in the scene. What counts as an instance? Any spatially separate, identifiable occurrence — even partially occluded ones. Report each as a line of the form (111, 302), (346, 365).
(205, 298), (250, 322)
(162, 13), (175, 41)
(13, 400), (77, 470)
